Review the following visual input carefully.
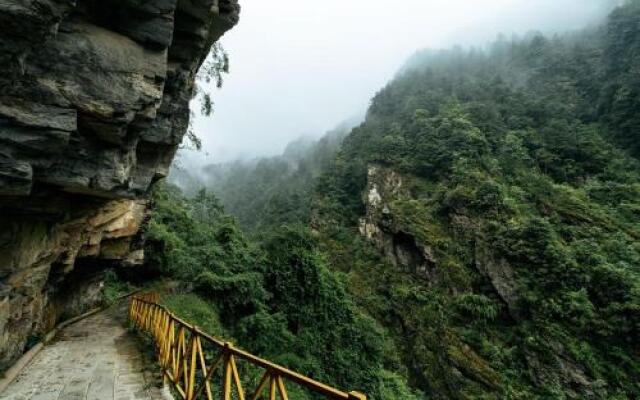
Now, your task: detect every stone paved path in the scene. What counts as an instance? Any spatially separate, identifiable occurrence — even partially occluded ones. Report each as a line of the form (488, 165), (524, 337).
(1, 309), (171, 400)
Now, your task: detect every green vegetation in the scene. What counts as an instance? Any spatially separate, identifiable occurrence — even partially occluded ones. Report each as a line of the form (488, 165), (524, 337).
(173, 120), (355, 234)
(144, 184), (418, 399)
(312, 2), (640, 398)
(102, 269), (133, 307)
(144, 2), (640, 398)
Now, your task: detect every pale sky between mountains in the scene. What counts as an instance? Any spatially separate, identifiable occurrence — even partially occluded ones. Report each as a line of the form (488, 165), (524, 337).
(182, 0), (619, 167)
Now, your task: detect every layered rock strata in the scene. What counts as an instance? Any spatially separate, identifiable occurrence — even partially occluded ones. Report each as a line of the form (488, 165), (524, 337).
(0, 0), (239, 368)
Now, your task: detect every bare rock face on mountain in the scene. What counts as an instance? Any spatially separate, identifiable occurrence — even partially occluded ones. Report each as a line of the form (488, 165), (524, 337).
(0, 0), (239, 368)
(359, 165), (440, 280)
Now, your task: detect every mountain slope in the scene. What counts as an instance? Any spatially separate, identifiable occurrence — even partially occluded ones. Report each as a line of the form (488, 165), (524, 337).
(174, 120), (355, 233)
(313, 3), (640, 398)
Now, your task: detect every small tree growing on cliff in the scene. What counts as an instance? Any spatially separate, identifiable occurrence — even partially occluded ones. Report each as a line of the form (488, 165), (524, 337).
(184, 43), (229, 151)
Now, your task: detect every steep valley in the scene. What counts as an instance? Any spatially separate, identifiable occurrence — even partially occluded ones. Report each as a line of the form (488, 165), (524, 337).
(1, 1), (639, 399)
(163, 3), (640, 398)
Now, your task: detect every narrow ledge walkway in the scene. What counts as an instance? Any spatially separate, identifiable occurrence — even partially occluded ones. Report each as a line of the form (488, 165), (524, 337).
(1, 308), (171, 400)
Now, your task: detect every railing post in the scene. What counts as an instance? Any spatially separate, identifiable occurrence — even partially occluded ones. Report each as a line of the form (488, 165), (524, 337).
(160, 314), (168, 383)
(269, 372), (277, 400)
(348, 391), (367, 400)
(222, 342), (233, 400)
(130, 298), (136, 328)
(186, 325), (199, 400)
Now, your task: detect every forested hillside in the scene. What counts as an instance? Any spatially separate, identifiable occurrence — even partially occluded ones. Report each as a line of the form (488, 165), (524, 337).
(171, 120), (355, 233)
(144, 184), (419, 399)
(313, 2), (640, 397)
(146, 2), (640, 399)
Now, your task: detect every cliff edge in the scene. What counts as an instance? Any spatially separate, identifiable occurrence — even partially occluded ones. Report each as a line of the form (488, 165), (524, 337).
(0, 0), (239, 368)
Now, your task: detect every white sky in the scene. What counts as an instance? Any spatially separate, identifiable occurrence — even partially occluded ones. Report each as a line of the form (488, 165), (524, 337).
(183, 0), (617, 166)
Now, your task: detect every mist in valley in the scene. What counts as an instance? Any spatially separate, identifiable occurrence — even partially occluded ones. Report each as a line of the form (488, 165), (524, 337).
(156, 1), (640, 397)
(177, 0), (617, 168)
(4, 0), (640, 397)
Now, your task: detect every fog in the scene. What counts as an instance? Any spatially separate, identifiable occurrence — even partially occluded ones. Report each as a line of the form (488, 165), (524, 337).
(182, 0), (619, 167)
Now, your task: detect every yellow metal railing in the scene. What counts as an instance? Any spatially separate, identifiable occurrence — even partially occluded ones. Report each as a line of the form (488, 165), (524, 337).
(129, 295), (367, 400)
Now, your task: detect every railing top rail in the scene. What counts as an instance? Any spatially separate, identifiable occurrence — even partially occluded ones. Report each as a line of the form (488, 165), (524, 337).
(131, 295), (361, 400)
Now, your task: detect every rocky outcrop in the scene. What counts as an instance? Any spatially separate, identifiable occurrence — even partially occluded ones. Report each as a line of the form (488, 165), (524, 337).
(359, 165), (438, 280)
(474, 238), (520, 315)
(0, 198), (146, 363)
(0, 0), (239, 368)
(358, 165), (605, 397)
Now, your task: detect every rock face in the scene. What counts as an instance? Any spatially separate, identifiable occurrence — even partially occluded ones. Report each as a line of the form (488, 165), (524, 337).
(0, 0), (239, 368)
(359, 165), (439, 280)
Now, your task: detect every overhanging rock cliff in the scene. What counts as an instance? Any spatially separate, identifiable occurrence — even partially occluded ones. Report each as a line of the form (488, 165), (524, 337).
(0, 0), (239, 368)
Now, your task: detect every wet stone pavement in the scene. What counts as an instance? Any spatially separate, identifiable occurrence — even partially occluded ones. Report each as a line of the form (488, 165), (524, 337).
(1, 309), (171, 400)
